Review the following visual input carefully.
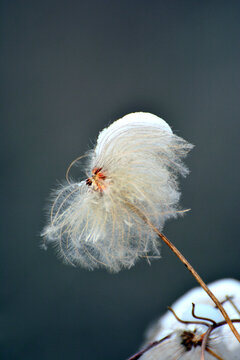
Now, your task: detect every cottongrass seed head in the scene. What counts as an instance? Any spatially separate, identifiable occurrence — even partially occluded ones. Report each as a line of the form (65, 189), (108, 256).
(42, 112), (193, 272)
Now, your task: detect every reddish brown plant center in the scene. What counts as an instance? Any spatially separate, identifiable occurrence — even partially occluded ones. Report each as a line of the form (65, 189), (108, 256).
(86, 167), (107, 192)
(181, 330), (205, 351)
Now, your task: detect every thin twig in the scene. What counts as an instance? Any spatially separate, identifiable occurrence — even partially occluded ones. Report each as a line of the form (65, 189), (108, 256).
(149, 223), (240, 343)
(168, 306), (210, 327)
(201, 319), (240, 359)
(201, 326), (213, 360)
(226, 295), (240, 316)
(125, 203), (240, 343)
(127, 335), (171, 360)
(206, 348), (224, 360)
(192, 303), (216, 325)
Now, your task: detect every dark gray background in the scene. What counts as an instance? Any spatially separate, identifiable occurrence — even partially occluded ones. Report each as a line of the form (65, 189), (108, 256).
(1, 1), (240, 359)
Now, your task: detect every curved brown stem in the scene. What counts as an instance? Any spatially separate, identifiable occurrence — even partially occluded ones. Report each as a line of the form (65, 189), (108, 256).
(206, 348), (224, 360)
(201, 326), (213, 360)
(152, 226), (240, 343)
(226, 295), (240, 316)
(125, 202), (240, 343)
(191, 303), (216, 325)
(168, 305), (210, 327)
(144, 220), (240, 344)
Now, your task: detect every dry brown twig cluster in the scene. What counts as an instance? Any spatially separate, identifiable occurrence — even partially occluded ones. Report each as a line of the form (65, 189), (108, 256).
(128, 279), (240, 360)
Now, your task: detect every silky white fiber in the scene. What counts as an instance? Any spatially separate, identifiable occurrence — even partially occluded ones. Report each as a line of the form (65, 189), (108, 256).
(42, 112), (193, 272)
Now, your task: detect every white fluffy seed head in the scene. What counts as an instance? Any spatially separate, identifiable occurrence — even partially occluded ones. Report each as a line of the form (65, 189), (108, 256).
(42, 112), (193, 272)
(141, 279), (240, 360)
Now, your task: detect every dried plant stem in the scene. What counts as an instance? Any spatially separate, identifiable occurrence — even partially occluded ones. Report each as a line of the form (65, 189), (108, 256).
(226, 295), (240, 316)
(124, 202), (240, 342)
(147, 221), (240, 343)
(205, 348), (223, 360)
(201, 326), (213, 360)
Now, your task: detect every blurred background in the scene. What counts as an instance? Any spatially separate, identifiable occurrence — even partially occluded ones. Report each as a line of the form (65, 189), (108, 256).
(1, 1), (240, 359)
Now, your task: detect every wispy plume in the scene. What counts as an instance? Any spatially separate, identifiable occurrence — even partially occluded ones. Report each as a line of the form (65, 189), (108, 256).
(42, 112), (193, 272)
